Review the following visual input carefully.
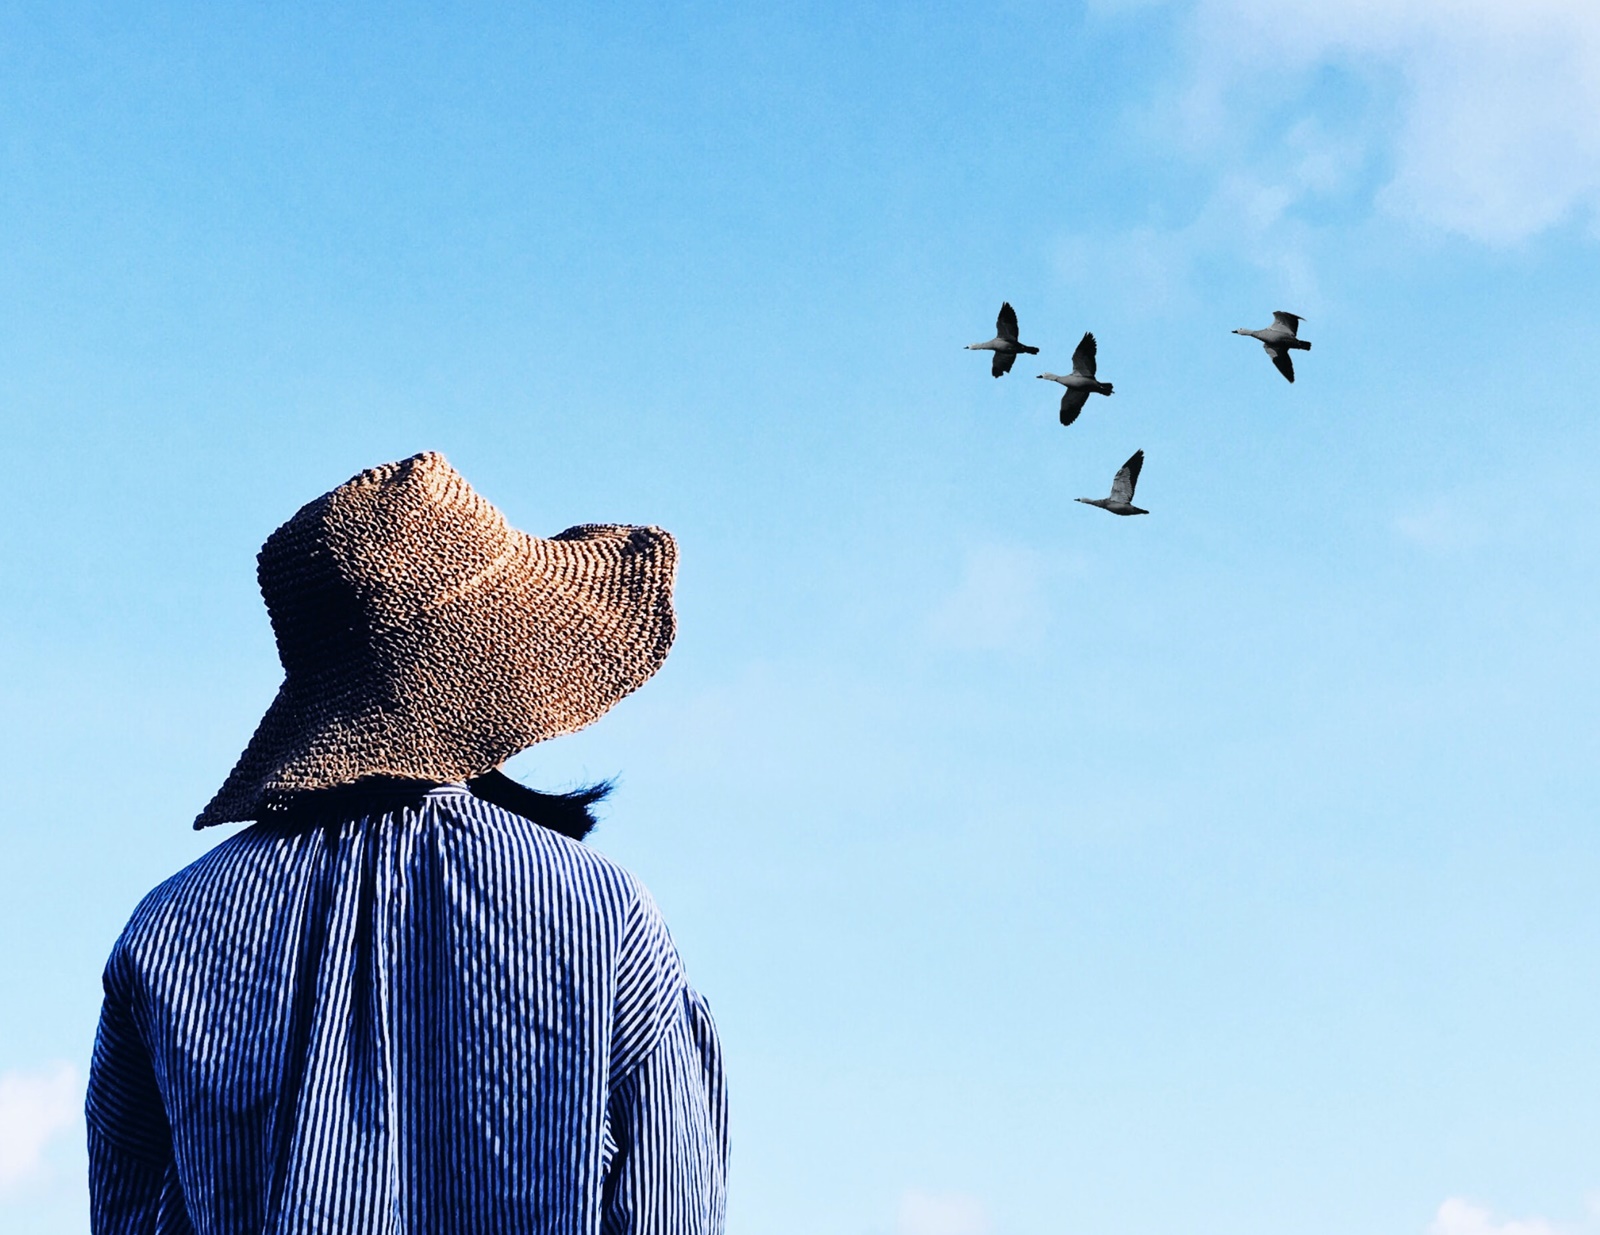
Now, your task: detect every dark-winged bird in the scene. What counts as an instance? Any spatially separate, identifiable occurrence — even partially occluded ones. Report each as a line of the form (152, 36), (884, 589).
(1036, 332), (1115, 425)
(1075, 450), (1148, 516)
(966, 301), (1040, 377)
(1233, 311), (1312, 383)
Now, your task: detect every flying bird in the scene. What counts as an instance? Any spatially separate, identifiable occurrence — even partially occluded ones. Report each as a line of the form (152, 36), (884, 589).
(966, 301), (1040, 377)
(1233, 311), (1312, 383)
(1075, 450), (1148, 516)
(1036, 332), (1115, 425)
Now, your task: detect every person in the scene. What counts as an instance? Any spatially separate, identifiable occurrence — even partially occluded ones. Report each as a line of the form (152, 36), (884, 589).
(84, 451), (726, 1234)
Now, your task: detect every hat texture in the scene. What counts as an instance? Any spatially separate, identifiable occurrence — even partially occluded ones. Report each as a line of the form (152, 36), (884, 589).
(195, 451), (676, 828)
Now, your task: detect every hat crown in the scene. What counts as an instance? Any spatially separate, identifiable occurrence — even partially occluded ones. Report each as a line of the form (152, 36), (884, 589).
(196, 449), (677, 828)
(258, 452), (522, 681)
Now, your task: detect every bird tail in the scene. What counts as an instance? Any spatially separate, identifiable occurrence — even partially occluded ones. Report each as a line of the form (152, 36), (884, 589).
(1100, 382), (1114, 395)
(1290, 339), (1311, 351)
(1020, 344), (1040, 355)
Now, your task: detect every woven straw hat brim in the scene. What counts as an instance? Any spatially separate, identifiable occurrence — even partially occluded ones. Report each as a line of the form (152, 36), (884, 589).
(195, 502), (676, 829)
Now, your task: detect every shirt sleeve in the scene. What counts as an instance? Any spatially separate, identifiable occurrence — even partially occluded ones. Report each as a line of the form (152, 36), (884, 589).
(600, 988), (728, 1235)
(85, 951), (190, 1235)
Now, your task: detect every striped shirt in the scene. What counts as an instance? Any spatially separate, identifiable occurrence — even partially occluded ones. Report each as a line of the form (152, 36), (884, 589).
(86, 785), (727, 1235)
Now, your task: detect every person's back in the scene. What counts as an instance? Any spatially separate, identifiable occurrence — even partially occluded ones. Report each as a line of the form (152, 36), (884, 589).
(85, 453), (726, 1234)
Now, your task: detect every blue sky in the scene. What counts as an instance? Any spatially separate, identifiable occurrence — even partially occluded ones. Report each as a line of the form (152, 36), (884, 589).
(3, 3), (1599, 1233)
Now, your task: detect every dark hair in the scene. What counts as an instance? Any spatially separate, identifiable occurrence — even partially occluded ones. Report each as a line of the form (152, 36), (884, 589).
(466, 769), (612, 840)
(261, 770), (611, 841)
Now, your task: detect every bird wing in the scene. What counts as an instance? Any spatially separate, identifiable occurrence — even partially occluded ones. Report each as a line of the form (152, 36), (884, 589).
(1110, 450), (1144, 503)
(1071, 331), (1097, 378)
(992, 350), (1016, 378)
(1267, 344), (1295, 383)
(996, 301), (1019, 342)
(1059, 387), (1090, 426)
(1272, 311), (1301, 335)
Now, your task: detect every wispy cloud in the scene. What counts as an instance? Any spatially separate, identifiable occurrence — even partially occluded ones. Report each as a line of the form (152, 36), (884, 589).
(896, 1189), (992, 1235)
(1393, 498), (1483, 552)
(1064, 0), (1600, 308)
(924, 545), (1049, 653)
(1181, 0), (1600, 244)
(0, 1062), (80, 1195)
(1053, 169), (1324, 311)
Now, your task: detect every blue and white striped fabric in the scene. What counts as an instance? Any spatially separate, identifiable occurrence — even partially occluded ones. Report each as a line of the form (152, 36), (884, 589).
(86, 785), (727, 1235)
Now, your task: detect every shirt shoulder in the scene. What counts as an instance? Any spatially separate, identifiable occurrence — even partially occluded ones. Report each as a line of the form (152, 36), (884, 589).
(442, 792), (691, 1078)
(103, 819), (321, 995)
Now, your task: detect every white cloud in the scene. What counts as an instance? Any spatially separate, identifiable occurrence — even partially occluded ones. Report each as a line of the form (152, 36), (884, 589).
(0, 1061), (80, 1195)
(1430, 1197), (1565, 1235)
(924, 545), (1048, 652)
(896, 1189), (991, 1235)
(1182, 0), (1600, 243)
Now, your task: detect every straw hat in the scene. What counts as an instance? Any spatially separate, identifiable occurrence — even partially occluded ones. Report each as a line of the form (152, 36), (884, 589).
(195, 451), (676, 828)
